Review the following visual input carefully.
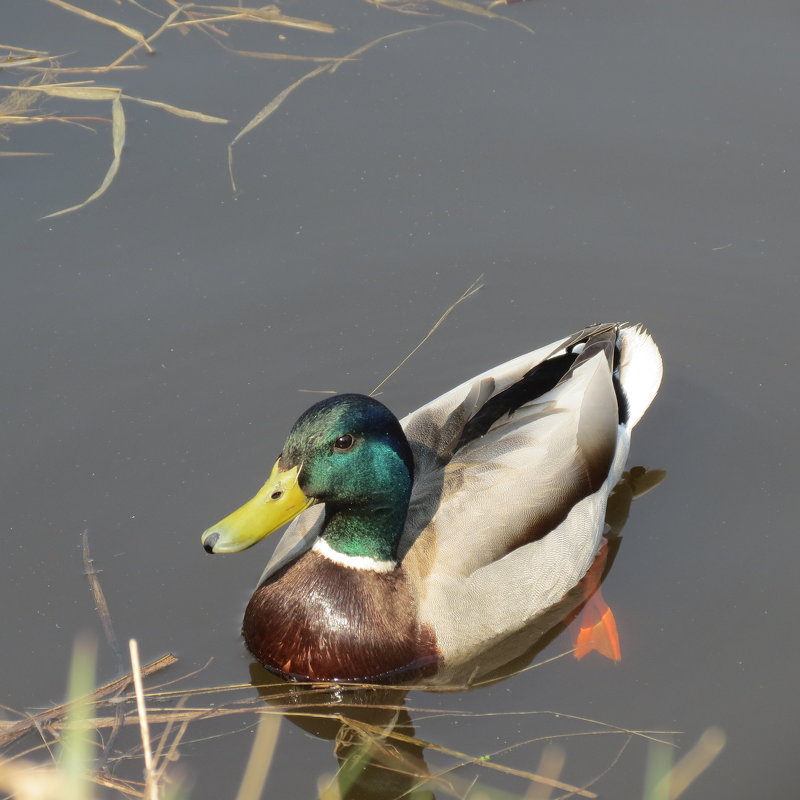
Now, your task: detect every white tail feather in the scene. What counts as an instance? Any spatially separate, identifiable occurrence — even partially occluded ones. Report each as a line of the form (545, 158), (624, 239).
(617, 324), (663, 428)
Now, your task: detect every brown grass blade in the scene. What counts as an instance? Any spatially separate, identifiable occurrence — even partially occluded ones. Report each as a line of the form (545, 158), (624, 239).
(120, 94), (228, 123)
(82, 530), (122, 670)
(226, 49), (352, 64)
(46, 0), (153, 50)
(125, 0), (164, 19)
(150, 694), (190, 784)
(227, 24), (438, 191)
(0, 55), (56, 67)
(129, 639), (158, 800)
(87, 770), (145, 795)
(344, 718), (597, 798)
(431, 0), (503, 18)
(0, 82), (120, 101)
(43, 92), (125, 218)
(80, 706), (267, 730)
(360, 0), (435, 16)
(154, 713), (192, 787)
(327, 24), (430, 74)
(107, 4), (188, 70)
(227, 60), (330, 192)
(370, 275), (483, 396)
(0, 654), (178, 748)
(431, 0), (535, 33)
(81, 529), (129, 766)
(1, 45), (49, 55)
(0, 116), (51, 124)
(20, 65), (145, 74)
(181, 5), (336, 33)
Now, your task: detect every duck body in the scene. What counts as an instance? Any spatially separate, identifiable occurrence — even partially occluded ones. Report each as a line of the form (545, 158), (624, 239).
(202, 323), (662, 683)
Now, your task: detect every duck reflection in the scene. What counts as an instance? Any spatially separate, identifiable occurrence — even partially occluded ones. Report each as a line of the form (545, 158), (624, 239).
(248, 467), (664, 800)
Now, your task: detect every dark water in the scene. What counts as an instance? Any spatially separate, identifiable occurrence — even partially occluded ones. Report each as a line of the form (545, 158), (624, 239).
(3, 0), (799, 797)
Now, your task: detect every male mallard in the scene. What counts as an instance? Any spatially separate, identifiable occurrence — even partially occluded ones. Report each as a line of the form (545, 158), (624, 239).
(202, 323), (662, 683)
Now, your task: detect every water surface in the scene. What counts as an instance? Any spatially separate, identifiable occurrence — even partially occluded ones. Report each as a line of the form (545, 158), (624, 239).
(2, 0), (799, 796)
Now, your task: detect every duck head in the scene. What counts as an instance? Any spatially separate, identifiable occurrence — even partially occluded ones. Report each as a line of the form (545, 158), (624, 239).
(201, 394), (415, 562)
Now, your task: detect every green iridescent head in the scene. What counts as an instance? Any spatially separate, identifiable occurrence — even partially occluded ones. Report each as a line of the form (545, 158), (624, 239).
(202, 394), (415, 562)
(282, 393), (413, 505)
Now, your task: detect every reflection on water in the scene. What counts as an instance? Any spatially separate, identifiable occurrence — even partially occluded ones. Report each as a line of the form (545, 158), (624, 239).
(247, 467), (665, 799)
(252, 671), (431, 800)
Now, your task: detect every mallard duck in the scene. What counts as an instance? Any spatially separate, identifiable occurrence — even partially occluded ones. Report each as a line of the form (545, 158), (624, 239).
(202, 322), (662, 683)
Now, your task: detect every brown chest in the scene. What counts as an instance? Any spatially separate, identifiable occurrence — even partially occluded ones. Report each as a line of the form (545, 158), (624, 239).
(242, 550), (439, 682)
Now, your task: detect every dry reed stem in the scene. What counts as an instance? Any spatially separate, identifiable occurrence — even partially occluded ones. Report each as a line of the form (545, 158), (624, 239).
(81, 530), (129, 766)
(0, 655), (177, 748)
(371, 275), (483, 396)
(0, 81), (226, 216)
(167, 5), (335, 34)
(151, 695), (191, 787)
(0, 82), (118, 100)
(120, 94), (227, 123)
(46, 0), (153, 50)
(0, 54), (59, 67)
(5, 0), (523, 214)
(225, 49), (353, 64)
(20, 66), (146, 73)
(363, 0), (535, 32)
(226, 23), (438, 192)
(43, 92), (125, 218)
(227, 59), (329, 191)
(432, 0), (509, 19)
(2, 661), (686, 800)
(2, 83), (227, 122)
(106, 4), (189, 70)
(1, 45), (50, 54)
(343, 717), (597, 798)
(129, 639), (158, 800)
(83, 531), (122, 671)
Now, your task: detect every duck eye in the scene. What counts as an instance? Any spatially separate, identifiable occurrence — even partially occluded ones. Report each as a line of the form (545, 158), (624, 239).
(333, 433), (356, 453)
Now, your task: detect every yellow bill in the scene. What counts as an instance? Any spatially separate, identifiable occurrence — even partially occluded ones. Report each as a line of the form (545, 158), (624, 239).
(201, 460), (314, 553)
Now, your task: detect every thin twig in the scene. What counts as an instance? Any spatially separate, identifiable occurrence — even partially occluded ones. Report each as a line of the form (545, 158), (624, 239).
(370, 275), (483, 396)
(129, 639), (158, 800)
(0, 654), (178, 748)
(82, 530), (122, 671)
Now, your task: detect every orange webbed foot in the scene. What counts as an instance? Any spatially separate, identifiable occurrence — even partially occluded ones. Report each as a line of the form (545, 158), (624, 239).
(573, 588), (621, 661)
